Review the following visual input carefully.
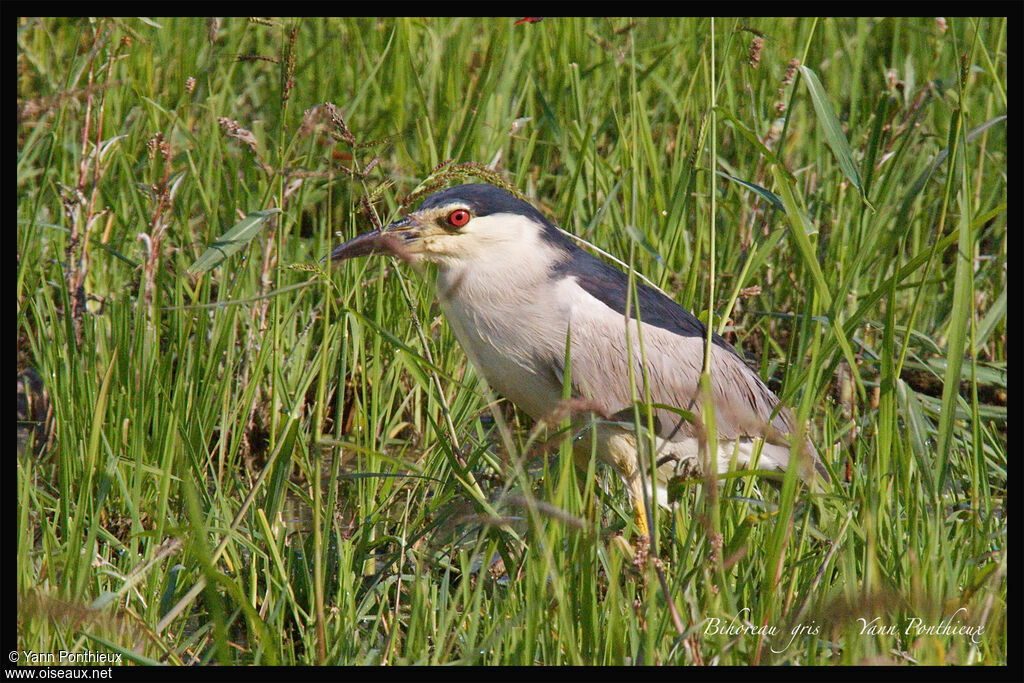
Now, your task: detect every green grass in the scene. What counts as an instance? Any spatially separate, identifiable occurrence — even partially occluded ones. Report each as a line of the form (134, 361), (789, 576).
(17, 17), (1006, 665)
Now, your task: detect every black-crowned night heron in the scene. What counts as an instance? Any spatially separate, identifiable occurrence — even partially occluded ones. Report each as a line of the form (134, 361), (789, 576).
(330, 183), (828, 537)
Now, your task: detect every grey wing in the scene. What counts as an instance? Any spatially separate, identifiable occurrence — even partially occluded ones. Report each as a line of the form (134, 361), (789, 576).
(548, 274), (827, 480)
(562, 307), (794, 444)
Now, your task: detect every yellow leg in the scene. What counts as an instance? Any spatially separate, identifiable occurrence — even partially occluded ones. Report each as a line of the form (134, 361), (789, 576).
(633, 501), (649, 539)
(572, 422), (655, 540)
(630, 474), (651, 539)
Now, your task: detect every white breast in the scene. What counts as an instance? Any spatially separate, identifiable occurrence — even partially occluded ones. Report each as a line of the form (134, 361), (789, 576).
(438, 280), (566, 420)
(434, 227), (569, 421)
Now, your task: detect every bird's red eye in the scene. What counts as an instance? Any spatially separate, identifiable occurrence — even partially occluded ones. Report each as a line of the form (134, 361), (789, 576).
(448, 209), (470, 228)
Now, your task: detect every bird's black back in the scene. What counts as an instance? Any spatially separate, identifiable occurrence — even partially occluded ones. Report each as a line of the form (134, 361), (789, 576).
(550, 245), (738, 356)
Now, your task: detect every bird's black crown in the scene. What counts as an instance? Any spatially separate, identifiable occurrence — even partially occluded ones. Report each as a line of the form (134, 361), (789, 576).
(416, 183), (575, 248)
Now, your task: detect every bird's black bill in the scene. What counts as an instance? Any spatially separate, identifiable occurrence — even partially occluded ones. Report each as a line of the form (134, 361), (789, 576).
(327, 217), (422, 264)
(328, 229), (387, 262)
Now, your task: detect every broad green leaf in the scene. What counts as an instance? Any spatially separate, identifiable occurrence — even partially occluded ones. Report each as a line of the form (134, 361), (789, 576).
(976, 286), (1006, 350)
(82, 631), (166, 666)
(187, 208), (282, 274)
(923, 357), (1005, 389)
(716, 107), (796, 181)
(741, 228), (787, 277)
(716, 170), (784, 210)
(937, 116), (976, 471)
(899, 116), (1007, 215)
(799, 65), (872, 210)
(623, 224), (665, 264)
(916, 391), (1006, 422)
(771, 166), (865, 401)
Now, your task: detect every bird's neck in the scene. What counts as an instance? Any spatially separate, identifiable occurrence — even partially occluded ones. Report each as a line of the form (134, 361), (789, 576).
(434, 242), (564, 306)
